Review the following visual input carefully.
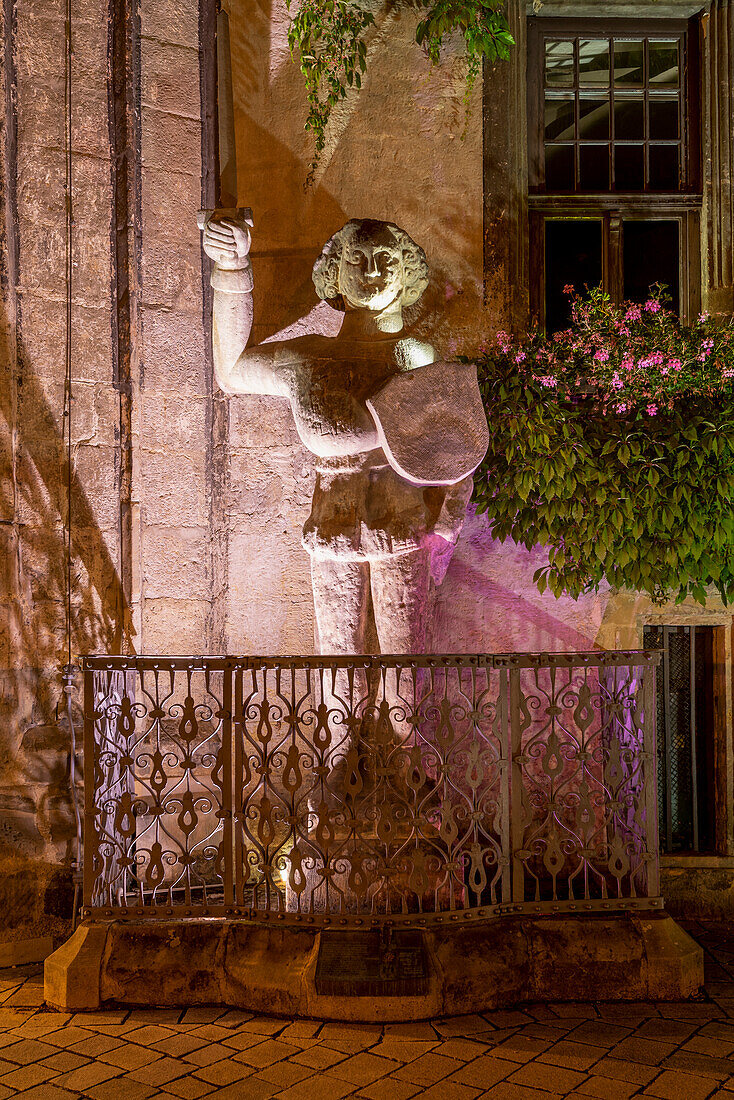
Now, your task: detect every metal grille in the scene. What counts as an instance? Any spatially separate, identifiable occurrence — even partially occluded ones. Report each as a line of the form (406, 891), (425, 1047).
(82, 652), (662, 926)
(643, 625), (714, 852)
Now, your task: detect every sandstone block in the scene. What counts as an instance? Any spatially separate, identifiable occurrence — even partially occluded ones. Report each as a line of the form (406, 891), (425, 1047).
(45, 923), (109, 1011)
(141, 39), (200, 119)
(141, 108), (201, 176)
(141, 525), (210, 599)
(141, 306), (208, 395)
(0, 935), (54, 966)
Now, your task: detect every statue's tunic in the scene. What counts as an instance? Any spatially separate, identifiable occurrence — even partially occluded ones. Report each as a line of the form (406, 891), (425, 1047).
(302, 451), (473, 561)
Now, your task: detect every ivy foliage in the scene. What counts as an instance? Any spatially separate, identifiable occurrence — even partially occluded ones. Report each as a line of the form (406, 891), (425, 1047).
(471, 291), (734, 605)
(286, 0), (514, 184)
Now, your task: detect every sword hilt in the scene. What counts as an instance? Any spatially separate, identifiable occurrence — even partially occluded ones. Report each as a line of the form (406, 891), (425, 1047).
(197, 206), (253, 231)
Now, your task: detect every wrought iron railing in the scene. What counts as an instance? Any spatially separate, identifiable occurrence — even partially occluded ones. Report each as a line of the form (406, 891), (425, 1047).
(82, 651), (662, 927)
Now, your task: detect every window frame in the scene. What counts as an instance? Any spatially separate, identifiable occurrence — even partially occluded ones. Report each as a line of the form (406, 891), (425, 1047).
(528, 15), (703, 329)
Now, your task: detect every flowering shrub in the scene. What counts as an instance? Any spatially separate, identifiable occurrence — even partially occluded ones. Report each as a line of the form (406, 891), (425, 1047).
(471, 289), (734, 604)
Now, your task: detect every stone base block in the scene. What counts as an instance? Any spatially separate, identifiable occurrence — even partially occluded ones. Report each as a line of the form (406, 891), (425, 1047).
(0, 935), (54, 967)
(44, 911), (703, 1020)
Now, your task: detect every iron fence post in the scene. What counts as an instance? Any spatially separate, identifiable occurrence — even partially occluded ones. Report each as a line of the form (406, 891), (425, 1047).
(509, 666), (524, 905)
(82, 662), (95, 911)
(643, 659), (661, 898)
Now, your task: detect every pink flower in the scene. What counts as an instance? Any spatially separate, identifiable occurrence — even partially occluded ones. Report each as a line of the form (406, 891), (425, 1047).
(563, 284), (575, 295)
(539, 376), (557, 388)
(647, 403), (658, 415)
(594, 349), (610, 362)
(667, 358), (682, 371)
(661, 367), (669, 376)
(616, 403), (629, 413)
(649, 351), (664, 366)
(621, 357), (635, 372)
(625, 306), (642, 322)
(698, 312), (709, 323)
(645, 300), (661, 313)
(638, 357), (652, 370)
(515, 351), (527, 364)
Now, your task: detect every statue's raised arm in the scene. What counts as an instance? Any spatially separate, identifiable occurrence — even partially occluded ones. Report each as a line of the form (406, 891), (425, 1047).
(200, 212), (289, 398)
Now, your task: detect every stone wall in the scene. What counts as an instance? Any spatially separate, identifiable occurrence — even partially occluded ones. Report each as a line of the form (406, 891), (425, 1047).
(1, 0), (732, 938)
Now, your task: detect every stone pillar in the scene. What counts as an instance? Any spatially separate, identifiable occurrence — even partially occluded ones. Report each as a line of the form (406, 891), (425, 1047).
(704, 1), (734, 314)
(482, 0), (529, 333)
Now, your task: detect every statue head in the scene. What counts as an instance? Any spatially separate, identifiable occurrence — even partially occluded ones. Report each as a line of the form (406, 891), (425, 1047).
(312, 219), (429, 315)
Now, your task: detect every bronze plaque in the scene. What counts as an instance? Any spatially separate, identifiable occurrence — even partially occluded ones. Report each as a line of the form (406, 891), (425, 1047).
(315, 929), (428, 997)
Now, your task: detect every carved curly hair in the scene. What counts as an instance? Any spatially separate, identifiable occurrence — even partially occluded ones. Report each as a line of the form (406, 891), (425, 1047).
(312, 219), (429, 312)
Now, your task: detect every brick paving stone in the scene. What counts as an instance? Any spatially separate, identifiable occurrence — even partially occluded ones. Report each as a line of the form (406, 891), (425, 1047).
(701, 1024), (734, 1043)
(0, 1061), (59, 1089)
(179, 1008), (227, 1026)
(569, 1020), (634, 1047)
(637, 1018), (703, 1042)
(507, 1060), (588, 1092)
(371, 1037), (438, 1063)
(126, 1009), (183, 1025)
(39, 1048), (91, 1072)
(8, 1085), (79, 1100)
(446, 1055), (516, 1089)
(290, 1043), (348, 1069)
(430, 1037), (489, 1061)
(608, 1036), (679, 1066)
(383, 1022), (440, 1040)
(392, 1051), (465, 1085)
(356, 1077), (423, 1100)
(488, 1033), (553, 1063)
(152, 1033), (210, 1058)
(126, 1055), (193, 1086)
(233, 1038), (302, 1069)
(547, 1004), (600, 1019)
(1, 1036), (60, 1063)
(277, 1078), (354, 1100)
(482, 1011), (535, 1028)
(97, 1042), (165, 1070)
(573, 1075), (639, 1099)
(643, 1068), (721, 1099)
(0, 1009), (34, 1027)
(214, 1010), (255, 1028)
(279, 1021), (322, 1042)
(433, 1014), (495, 1038)
(318, 1023), (384, 1043)
(192, 1056), (252, 1085)
(13, 1012), (73, 1035)
(124, 1024), (178, 1045)
(235, 1016), (291, 1036)
(659, 1006), (726, 1021)
(482, 1083), (564, 1099)
(159, 1076), (213, 1099)
(537, 1038), (608, 1071)
(419, 1081), (483, 1099)
(590, 1056), (660, 1085)
(68, 1032), (125, 1056)
(4, 983), (46, 1007)
(206, 1082), (278, 1100)
(661, 1051), (734, 1079)
(183, 1042), (237, 1067)
(254, 1059), (316, 1087)
(325, 1050), (402, 1085)
(54, 1060), (122, 1091)
(188, 1024), (235, 1043)
(685, 1037), (734, 1059)
(220, 1031), (270, 1053)
(521, 1023), (577, 1041)
(72, 1011), (130, 1026)
(85, 1079), (159, 1100)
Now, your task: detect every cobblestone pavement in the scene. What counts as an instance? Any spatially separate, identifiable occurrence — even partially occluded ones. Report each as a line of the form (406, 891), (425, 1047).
(0, 921), (731, 1100)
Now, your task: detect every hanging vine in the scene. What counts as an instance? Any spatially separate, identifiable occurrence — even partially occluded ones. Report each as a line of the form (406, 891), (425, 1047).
(286, 0), (514, 184)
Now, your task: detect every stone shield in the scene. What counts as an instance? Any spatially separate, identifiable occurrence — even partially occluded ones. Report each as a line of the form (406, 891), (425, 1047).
(366, 360), (489, 486)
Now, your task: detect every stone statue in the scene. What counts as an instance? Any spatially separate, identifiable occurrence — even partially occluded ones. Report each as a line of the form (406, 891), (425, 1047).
(200, 215), (488, 655)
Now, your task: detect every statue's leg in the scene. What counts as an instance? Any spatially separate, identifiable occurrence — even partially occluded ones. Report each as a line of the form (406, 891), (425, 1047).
(369, 548), (432, 656)
(310, 555), (370, 655)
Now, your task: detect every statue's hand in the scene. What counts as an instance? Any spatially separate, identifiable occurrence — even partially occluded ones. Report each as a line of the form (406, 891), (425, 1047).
(202, 213), (251, 270)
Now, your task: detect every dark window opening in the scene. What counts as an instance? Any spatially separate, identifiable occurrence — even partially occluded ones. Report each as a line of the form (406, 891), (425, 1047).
(643, 625), (717, 854)
(545, 220), (602, 332)
(623, 219), (680, 312)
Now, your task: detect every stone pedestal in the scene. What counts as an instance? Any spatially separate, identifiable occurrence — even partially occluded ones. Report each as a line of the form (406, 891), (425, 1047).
(45, 911), (703, 1021)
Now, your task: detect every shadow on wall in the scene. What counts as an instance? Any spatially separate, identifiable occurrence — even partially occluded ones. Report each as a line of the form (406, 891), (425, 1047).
(230, 0), (487, 352)
(432, 510), (608, 654)
(0, 307), (131, 872)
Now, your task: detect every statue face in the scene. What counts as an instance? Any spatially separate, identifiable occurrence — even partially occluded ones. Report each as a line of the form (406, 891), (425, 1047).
(339, 224), (404, 312)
